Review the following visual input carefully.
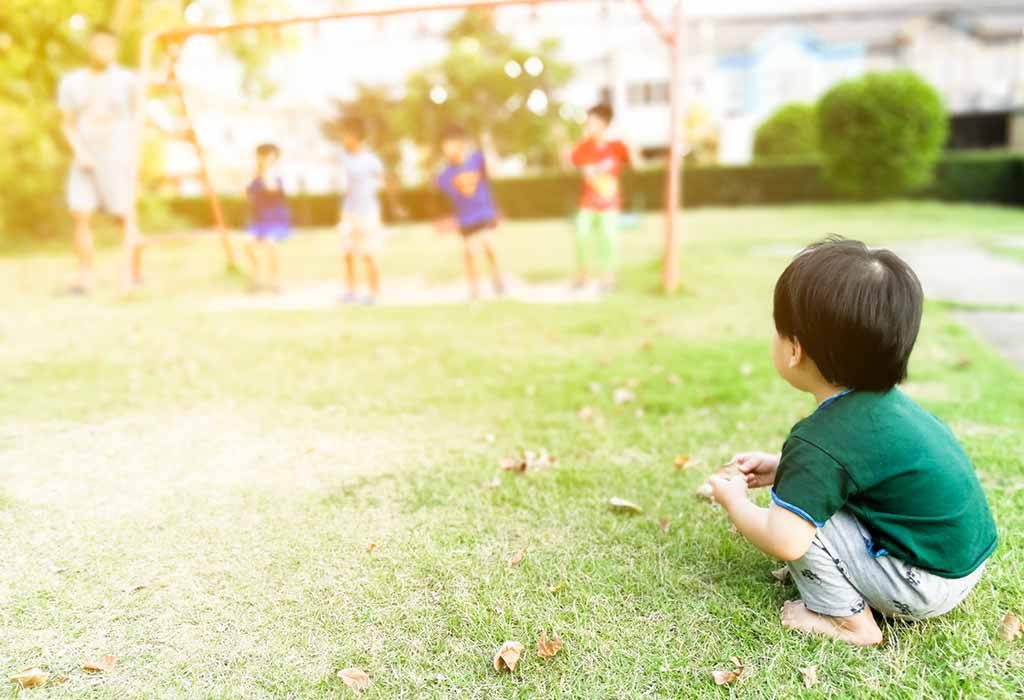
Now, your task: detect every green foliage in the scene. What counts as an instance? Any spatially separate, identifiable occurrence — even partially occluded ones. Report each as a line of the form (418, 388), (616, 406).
(0, 0), (288, 243)
(327, 9), (575, 179)
(159, 153), (1024, 230)
(753, 102), (819, 163)
(818, 71), (948, 198)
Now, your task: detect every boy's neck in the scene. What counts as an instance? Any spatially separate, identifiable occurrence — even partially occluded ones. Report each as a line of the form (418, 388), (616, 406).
(811, 383), (850, 406)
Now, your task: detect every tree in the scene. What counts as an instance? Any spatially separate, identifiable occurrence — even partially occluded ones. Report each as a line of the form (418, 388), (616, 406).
(817, 71), (948, 198)
(753, 102), (818, 163)
(399, 9), (574, 173)
(0, 0), (291, 242)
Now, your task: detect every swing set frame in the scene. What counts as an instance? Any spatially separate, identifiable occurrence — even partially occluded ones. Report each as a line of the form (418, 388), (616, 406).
(140, 0), (687, 292)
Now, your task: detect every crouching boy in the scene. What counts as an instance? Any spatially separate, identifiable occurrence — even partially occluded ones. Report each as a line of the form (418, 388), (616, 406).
(710, 237), (997, 645)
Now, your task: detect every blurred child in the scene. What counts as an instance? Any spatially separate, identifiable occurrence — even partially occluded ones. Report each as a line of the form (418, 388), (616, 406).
(570, 104), (630, 292)
(436, 126), (505, 300)
(708, 238), (996, 646)
(245, 143), (291, 293)
(338, 116), (383, 305)
(58, 24), (143, 295)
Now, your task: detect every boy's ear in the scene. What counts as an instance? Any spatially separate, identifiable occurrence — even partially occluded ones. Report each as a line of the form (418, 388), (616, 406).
(788, 338), (804, 369)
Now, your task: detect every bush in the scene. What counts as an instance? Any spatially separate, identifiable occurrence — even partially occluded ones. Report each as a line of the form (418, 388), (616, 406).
(753, 103), (819, 163)
(817, 71), (948, 198)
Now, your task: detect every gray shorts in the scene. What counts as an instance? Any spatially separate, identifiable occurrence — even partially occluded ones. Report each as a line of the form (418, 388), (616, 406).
(788, 509), (985, 620)
(67, 156), (137, 218)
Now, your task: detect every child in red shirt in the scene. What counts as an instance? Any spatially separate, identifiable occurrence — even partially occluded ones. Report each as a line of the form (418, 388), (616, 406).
(570, 104), (630, 292)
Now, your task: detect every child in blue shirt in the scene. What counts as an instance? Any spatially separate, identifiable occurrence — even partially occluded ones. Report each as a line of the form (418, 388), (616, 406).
(245, 143), (291, 293)
(437, 126), (505, 300)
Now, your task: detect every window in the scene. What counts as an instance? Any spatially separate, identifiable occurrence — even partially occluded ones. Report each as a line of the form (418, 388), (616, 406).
(627, 81), (671, 106)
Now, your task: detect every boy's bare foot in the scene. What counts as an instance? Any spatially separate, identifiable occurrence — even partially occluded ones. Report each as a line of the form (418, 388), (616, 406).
(781, 600), (883, 646)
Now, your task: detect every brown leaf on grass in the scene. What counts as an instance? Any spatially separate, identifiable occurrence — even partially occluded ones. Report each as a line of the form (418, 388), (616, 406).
(493, 641), (524, 672)
(999, 612), (1022, 641)
(674, 455), (706, 470)
(658, 518), (671, 534)
(711, 657), (744, 686)
(800, 665), (818, 688)
(82, 655), (117, 673)
(608, 497), (643, 514)
(337, 667), (370, 692)
(507, 548), (526, 567)
(366, 543), (377, 554)
(771, 566), (791, 583)
(537, 631), (563, 659)
(613, 387), (635, 405)
(499, 450), (557, 473)
(9, 668), (48, 689)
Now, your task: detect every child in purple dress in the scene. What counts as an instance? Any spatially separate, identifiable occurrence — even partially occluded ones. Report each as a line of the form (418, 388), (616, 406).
(246, 143), (291, 293)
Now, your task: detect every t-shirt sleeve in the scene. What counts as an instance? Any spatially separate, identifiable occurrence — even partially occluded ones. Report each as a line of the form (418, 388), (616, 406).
(570, 142), (586, 167)
(615, 141), (631, 167)
(772, 436), (854, 527)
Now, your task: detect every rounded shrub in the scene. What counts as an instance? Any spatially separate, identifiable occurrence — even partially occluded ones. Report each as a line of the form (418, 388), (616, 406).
(817, 71), (947, 198)
(753, 103), (819, 163)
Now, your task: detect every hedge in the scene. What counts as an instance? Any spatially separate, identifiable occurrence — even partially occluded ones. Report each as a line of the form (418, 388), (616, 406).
(162, 152), (1024, 229)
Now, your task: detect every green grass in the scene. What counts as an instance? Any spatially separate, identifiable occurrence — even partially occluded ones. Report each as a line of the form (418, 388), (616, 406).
(1, 202), (1022, 698)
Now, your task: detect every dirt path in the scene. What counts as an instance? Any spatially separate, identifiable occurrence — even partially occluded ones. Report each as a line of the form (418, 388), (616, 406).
(894, 241), (1024, 369)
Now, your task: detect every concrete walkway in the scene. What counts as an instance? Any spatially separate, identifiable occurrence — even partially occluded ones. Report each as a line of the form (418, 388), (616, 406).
(894, 241), (1024, 369)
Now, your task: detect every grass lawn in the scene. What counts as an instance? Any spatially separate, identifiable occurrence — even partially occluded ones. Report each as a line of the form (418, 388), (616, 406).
(1, 202), (1022, 698)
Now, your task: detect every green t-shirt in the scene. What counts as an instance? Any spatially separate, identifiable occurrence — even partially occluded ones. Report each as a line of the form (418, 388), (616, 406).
(772, 389), (997, 579)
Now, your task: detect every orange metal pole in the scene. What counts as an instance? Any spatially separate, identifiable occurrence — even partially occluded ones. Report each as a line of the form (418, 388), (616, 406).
(156, 0), (594, 41)
(166, 47), (238, 270)
(662, 0), (684, 294)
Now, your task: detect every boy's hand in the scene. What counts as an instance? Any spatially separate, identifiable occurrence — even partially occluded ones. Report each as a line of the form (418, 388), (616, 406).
(734, 452), (781, 489)
(709, 474), (748, 509)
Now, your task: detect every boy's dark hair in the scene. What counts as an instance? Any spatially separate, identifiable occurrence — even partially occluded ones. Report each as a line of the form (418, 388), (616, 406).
(91, 24), (118, 38)
(588, 103), (614, 124)
(341, 116), (366, 140)
(440, 124), (467, 142)
(256, 143), (280, 158)
(773, 237), (923, 391)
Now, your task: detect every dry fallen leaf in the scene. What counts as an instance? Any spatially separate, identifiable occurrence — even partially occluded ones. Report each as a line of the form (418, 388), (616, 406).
(9, 668), (48, 689)
(493, 641), (524, 672)
(613, 387), (636, 405)
(537, 631), (563, 659)
(499, 450), (557, 473)
(337, 667), (370, 692)
(999, 612), (1022, 642)
(658, 518), (671, 534)
(366, 543), (377, 554)
(800, 665), (818, 688)
(608, 497), (643, 514)
(82, 655), (117, 673)
(771, 566), (791, 583)
(711, 657), (744, 686)
(507, 549), (526, 567)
